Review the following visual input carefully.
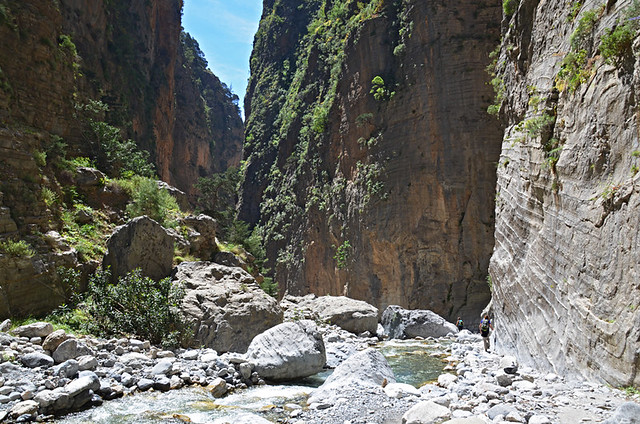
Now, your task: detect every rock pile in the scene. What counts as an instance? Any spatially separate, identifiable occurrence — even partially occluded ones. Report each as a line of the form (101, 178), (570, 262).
(0, 321), (267, 422)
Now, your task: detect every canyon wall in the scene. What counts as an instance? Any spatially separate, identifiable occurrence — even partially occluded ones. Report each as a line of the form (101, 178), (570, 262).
(0, 0), (242, 317)
(240, 0), (503, 325)
(489, 0), (640, 387)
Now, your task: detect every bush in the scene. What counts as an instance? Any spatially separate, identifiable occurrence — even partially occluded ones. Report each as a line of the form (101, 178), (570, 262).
(503, 0), (519, 17)
(600, 11), (639, 65)
(555, 49), (591, 92)
(84, 268), (189, 347)
(570, 8), (600, 51)
(122, 176), (180, 227)
(0, 239), (35, 257)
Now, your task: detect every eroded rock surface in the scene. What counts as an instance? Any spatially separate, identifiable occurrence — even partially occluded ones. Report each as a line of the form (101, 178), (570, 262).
(381, 305), (458, 339)
(171, 261), (283, 353)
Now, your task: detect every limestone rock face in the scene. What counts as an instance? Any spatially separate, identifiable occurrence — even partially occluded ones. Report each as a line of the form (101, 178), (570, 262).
(381, 305), (458, 339)
(171, 261), (284, 353)
(103, 216), (174, 282)
(489, 0), (640, 387)
(240, 0), (503, 325)
(246, 320), (326, 381)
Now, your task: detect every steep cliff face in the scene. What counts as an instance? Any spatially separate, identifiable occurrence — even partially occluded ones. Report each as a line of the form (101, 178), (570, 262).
(241, 0), (502, 324)
(489, 0), (640, 386)
(0, 0), (242, 317)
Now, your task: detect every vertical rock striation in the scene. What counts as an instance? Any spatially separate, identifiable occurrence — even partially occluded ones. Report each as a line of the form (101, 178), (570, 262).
(489, 0), (640, 386)
(241, 0), (502, 324)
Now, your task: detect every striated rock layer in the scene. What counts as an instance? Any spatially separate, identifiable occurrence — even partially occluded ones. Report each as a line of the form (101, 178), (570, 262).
(489, 0), (640, 386)
(241, 0), (503, 324)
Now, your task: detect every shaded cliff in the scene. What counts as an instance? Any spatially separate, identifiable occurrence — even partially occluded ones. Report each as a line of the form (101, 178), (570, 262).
(0, 0), (242, 317)
(240, 0), (503, 324)
(489, 0), (640, 386)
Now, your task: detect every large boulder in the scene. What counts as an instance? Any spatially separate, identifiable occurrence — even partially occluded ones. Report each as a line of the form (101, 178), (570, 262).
(103, 216), (174, 282)
(402, 400), (451, 424)
(307, 296), (379, 334)
(172, 261), (283, 353)
(246, 320), (326, 381)
(308, 348), (395, 404)
(180, 214), (219, 260)
(381, 305), (457, 339)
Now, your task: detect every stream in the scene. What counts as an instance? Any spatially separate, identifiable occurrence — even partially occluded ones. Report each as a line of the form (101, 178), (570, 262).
(58, 339), (449, 423)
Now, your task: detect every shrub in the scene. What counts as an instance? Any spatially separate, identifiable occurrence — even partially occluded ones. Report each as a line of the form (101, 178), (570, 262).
(33, 150), (47, 167)
(84, 268), (189, 347)
(333, 240), (352, 269)
(0, 239), (35, 257)
(570, 8), (600, 51)
(600, 15), (639, 65)
(555, 49), (591, 92)
(370, 76), (394, 101)
(503, 0), (519, 17)
(123, 176), (180, 227)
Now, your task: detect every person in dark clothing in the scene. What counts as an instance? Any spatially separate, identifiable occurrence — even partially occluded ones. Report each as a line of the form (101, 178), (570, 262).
(479, 315), (493, 352)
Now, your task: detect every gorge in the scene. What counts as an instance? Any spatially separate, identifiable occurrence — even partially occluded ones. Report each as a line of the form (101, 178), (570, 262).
(0, 0), (639, 410)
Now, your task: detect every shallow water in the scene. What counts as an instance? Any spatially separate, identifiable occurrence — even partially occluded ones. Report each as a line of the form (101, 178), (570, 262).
(59, 339), (447, 423)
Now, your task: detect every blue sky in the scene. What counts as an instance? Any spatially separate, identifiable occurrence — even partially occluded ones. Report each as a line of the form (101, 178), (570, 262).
(182, 0), (263, 119)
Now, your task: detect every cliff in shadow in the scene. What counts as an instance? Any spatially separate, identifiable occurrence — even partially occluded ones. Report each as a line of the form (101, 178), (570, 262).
(240, 0), (503, 325)
(489, 0), (640, 387)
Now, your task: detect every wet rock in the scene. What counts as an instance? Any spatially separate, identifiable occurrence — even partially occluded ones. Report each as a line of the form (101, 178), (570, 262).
(153, 375), (171, 391)
(246, 320), (326, 381)
(11, 322), (53, 338)
(136, 378), (154, 391)
(103, 216), (174, 282)
(172, 261), (283, 353)
(381, 305), (458, 339)
(208, 377), (227, 398)
(151, 358), (174, 375)
(212, 413), (272, 424)
(20, 352), (53, 368)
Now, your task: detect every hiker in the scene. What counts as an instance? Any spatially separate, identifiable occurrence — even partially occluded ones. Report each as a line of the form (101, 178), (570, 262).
(456, 317), (464, 331)
(479, 315), (493, 352)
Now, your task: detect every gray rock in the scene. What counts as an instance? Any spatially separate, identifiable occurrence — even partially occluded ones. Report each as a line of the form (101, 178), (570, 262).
(151, 359), (174, 375)
(77, 355), (98, 371)
(246, 320), (326, 381)
(75, 167), (105, 187)
(153, 375), (171, 391)
(307, 296), (379, 334)
(208, 377), (227, 398)
(172, 261), (283, 353)
(11, 322), (53, 338)
(0, 319), (10, 332)
(53, 359), (79, 378)
(103, 216), (174, 282)
(441, 419), (486, 424)
(180, 214), (219, 260)
(381, 305), (458, 339)
(402, 400), (451, 424)
(137, 378), (154, 391)
(212, 413), (272, 424)
(53, 339), (93, 363)
(500, 355), (518, 374)
(8, 400), (38, 419)
(486, 404), (518, 420)
(309, 348), (395, 404)
(64, 372), (100, 397)
(602, 402), (640, 424)
(20, 352), (54, 368)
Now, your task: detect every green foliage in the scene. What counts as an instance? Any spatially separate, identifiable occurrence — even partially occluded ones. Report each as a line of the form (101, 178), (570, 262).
(333, 240), (352, 269)
(84, 269), (189, 347)
(260, 277), (278, 297)
(524, 114), (555, 138)
(487, 275), (493, 290)
(194, 167), (241, 235)
(78, 100), (155, 179)
(120, 176), (180, 228)
(58, 34), (78, 57)
(570, 8), (601, 51)
(32, 150), (46, 167)
(41, 187), (58, 208)
(556, 49), (591, 92)
(486, 44), (505, 116)
(60, 206), (112, 261)
(0, 239), (35, 257)
(503, 0), (519, 17)
(600, 2), (640, 66)
(355, 113), (374, 127)
(370, 75), (395, 101)
(568, 1), (584, 22)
